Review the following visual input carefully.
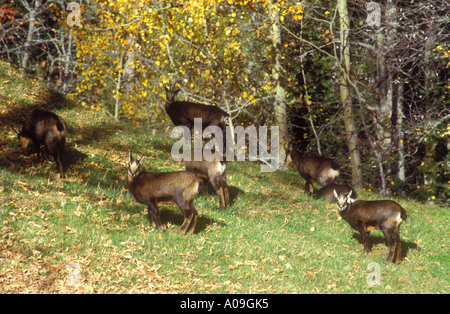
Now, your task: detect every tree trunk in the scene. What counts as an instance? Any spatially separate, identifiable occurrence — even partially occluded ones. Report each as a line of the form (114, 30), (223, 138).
(373, 0), (398, 194)
(21, 0), (42, 72)
(375, 0), (397, 152)
(268, 0), (288, 167)
(394, 81), (405, 181)
(337, 0), (363, 188)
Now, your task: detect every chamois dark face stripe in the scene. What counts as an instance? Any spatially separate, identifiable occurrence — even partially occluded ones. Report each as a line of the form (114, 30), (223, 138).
(128, 160), (141, 177)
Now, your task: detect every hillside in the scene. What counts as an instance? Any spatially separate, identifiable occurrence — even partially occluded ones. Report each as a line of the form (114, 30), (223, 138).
(0, 61), (448, 294)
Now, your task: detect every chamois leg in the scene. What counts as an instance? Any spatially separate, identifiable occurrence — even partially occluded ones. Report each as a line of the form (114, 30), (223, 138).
(381, 227), (396, 263)
(186, 201), (198, 234)
(211, 177), (227, 207)
(34, 142), (42, 163)
(53, 148), (65, 178)
(395, 241), (402, 263)
(394, 227), (402, 263)
(178, 206), (194, 235)
(304, 177), (314, 195)
(386, 240), (396, 264)
(359, 226), (371, 254)
(386, 227), (402, 263)
(394, 230), (402, 263)
(217, 187), (225, 207)
(219, 175), (230, 207)
(174, 194), (194, 235)
(223, 186), (230, 207)
(148, 202), (163, 232)
(47, 139), (65, 178)
(217, 187), (230, 207)
(211, 176), (230, 207)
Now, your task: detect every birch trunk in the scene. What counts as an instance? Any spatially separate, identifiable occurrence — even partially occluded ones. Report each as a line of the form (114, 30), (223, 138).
(268, 0), (288, 167)
(337, 0), (363, 188)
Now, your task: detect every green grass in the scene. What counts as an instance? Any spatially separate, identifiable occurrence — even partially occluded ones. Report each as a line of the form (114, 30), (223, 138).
(0, 60), (448, 293)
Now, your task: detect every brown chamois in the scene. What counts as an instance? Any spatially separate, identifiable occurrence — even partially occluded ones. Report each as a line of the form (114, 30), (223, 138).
(164, 84), (229, 132)
(287, 145), (340, 195)
(333, 190), (407, 263)
(16, 109), (67, 178)
(315, 183), (357, 203)
(127, 151), (201, 235)
(185, 151), (230, 207)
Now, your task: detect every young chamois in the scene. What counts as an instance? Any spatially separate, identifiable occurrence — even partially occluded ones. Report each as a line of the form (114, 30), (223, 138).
(15, 109), (67, 178)
(315, 183), (357, 203)
(185, 151), (230, 207)
(287, 145), (340, 195)
(127, 151), (201, 235)
(333, 190), (407, 263)
(164, 84), (229, 132)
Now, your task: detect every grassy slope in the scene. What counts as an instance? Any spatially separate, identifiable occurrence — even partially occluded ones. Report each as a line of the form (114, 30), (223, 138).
(0, 60), (448, 293)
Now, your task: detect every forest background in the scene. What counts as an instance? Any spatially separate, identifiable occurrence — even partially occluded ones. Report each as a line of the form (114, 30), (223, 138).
(0, 0), (448, 204)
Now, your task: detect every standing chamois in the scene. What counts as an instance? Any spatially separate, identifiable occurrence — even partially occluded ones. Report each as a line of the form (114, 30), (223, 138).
(127, 151), (201, 235)
(333, 190), (407, 263)
(287, 145), (340, 195)
(164, 84), (229, 132)
(185, 151), (230, 207)
(15, 109), (67, 178)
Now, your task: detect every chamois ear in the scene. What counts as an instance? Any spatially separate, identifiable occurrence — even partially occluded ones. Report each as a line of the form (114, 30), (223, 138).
(346, 190), (353, 201)
(138, 155), (145, 166)
(333, 189), (339, 200)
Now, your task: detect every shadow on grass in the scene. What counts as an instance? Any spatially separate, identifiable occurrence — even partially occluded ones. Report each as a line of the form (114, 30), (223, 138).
(114, 205), (225, 235)
(351, 233), (418, 262)
(160, 208), (225, 234)
(197, 184), (244, 208)
(0, 138), (88, 178)
(65, 147), (88, 170)
(1, 89), (74, 131)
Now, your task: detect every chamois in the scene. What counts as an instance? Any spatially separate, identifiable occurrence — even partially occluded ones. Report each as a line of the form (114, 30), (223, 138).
(333, 190), (407, 263)
(315, 183), (357, 203)
(164, 84), (229, 132)
(127, 151), (201, 235)
(287, 145), (340, 195)
(185, 151), (230, 207)
(16, 109), (67, 178)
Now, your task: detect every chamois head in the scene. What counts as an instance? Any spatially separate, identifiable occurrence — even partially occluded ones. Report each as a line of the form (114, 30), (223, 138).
(11, 126), (33, 155)
(164, 84), (181, 104)
(128, 151), (145, 178)
(13, 127), (32, 155)
(333, 189), (357, 211)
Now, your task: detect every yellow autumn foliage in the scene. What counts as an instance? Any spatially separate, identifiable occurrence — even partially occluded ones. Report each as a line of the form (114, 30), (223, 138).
(69, 0), (303, 126)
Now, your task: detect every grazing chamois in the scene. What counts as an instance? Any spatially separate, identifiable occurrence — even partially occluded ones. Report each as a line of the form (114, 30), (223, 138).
(164, 84), (229, 132)
(16, 109), (67, 178)
(185, 151), (230, 207)
(315, 183), (357, 203)
(333, 190), (407, 263)
(127, 151), (201, 235)
(287, 145), (340, 195)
